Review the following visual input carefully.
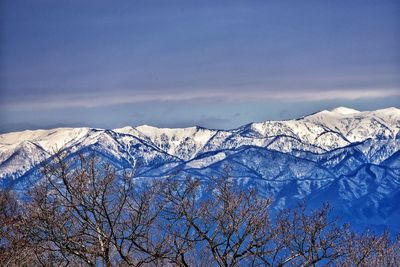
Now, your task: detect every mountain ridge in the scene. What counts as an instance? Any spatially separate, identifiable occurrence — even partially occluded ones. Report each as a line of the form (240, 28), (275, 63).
(1, 107), (399, 232)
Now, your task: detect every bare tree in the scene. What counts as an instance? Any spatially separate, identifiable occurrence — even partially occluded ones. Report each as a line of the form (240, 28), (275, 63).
(160, 176), (277, 267)
(2, 152), (400, 266)
(340, 231), (400, 267)
(24, 152), (168, 266)
(275, 203), (347, 266)
(0, 189), (38, 266)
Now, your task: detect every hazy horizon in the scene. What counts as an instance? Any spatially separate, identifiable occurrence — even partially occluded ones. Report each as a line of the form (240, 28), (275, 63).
(1, 105), (399, 134)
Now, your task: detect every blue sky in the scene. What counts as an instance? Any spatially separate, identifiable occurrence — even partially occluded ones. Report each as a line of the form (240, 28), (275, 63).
(0, 0), (399, 132)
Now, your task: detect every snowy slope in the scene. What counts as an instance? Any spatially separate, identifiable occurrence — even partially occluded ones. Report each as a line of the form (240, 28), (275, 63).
(115, 125), (216, 160)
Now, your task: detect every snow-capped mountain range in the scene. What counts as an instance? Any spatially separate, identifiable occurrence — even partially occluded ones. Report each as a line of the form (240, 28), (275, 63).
(1, 107), (400, 232)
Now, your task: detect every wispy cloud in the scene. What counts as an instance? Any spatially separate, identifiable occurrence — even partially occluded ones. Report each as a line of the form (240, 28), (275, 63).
(3, 87), (399, 110)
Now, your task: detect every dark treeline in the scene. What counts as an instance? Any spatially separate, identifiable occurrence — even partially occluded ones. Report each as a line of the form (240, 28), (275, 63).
(0, 153), (399, 266)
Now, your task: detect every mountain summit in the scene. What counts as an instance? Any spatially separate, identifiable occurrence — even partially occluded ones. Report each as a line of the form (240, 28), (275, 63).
(330, 107), (360, 114)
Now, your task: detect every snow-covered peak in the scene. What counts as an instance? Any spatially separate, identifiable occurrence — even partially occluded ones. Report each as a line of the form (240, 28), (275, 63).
(329, 107), (360, 115)
(302, 107), (399, 143)
(136, 124), (199, 138)
(302, 107), (400, 121)
(0, 127), (92, 152)
(134, 125), (216, 160)
(370, 107), (400, 118)
(113, 126), (148, 139)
